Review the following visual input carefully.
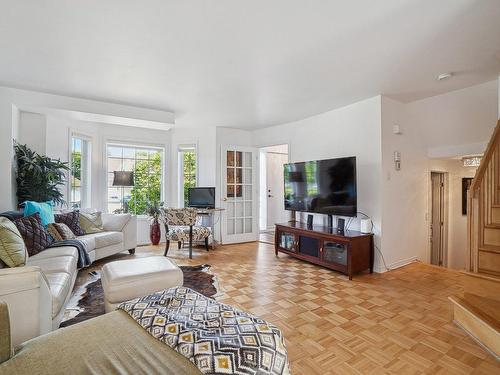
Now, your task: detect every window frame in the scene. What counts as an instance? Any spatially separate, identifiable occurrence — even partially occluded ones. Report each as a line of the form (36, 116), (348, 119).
(177, 144), (198, 207)
(105, 141), (165, 216)
(68, 132), (92, 209)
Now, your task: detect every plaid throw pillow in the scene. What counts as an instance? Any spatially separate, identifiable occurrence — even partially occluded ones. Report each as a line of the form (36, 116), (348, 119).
(54, 211), (85, 236)
(14, 213), (54, 257)
(48, 223), (76, 241)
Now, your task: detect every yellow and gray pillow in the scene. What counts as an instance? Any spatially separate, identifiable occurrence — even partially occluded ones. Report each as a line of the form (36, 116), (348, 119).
(79, 211), (104, 234)
(0, 217), (27, 267)
(48, 223), (76, 241)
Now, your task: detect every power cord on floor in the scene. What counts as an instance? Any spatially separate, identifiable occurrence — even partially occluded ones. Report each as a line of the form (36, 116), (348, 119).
(356, 211), (391, 272)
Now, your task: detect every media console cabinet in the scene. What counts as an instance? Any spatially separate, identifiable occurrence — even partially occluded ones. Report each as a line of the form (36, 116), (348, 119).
(275, 221), (374, 280)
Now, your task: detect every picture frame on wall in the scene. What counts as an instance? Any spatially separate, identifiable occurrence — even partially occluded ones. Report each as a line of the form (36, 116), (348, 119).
(462, 177), (473, 215)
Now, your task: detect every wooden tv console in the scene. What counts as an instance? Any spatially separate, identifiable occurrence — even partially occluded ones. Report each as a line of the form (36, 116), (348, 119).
(275, 221), (374, 280)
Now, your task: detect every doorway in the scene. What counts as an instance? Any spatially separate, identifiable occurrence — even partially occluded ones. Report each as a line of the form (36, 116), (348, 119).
(220, 145), (259, 244)
(259, 144), (289, 244)
(430, 171), (448, 267)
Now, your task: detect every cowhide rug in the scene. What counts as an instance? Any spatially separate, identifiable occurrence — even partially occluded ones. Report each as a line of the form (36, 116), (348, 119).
(60, 264), (221, 327)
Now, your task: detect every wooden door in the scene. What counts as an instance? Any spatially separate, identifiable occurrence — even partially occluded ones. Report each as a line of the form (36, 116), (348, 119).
(266, 151), (289, 228)
(431, 172), (446, 266)
(221, 145), (258, 244)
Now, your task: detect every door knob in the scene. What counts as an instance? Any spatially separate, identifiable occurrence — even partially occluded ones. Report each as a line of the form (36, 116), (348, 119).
(223, 197), (227, 201)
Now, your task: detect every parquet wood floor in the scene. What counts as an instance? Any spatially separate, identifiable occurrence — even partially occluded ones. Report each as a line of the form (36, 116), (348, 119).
(134, 242), (499, 374)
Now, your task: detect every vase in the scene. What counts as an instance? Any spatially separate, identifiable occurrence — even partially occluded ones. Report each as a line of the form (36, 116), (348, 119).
(150, 219), (161, 245)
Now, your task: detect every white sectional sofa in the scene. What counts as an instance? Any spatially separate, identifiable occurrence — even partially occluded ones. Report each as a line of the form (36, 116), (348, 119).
(0, 213), (137, 348)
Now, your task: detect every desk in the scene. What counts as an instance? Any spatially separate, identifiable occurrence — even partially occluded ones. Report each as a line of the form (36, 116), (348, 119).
(196, 208), (224, 249)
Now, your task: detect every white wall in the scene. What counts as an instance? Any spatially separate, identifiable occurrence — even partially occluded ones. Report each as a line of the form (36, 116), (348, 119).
(0, 86), (173, 212)
(406, 80), (498, 158)
(16, 114), (172, 245)
(429, 159), (477, 270)
(169, 127), (217, 207)
(252, 97), (385, 268)
(380, 97), (428, 270)
(18, 112), (46, 155)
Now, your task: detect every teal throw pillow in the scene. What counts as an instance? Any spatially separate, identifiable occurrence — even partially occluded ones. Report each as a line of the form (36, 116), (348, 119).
(23, 201), (55, 226)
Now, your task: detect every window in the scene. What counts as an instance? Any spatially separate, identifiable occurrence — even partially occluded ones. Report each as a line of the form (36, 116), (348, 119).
(107, 144), (164, 215)
(178, 145), (197, 207)
(70, 136), (91, 209)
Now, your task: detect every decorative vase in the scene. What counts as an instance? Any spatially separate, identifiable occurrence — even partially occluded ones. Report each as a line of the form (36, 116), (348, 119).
(150, 219), (161, 245)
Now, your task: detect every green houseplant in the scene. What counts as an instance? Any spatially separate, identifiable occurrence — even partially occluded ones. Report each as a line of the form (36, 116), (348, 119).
(14, 142), (70, 207)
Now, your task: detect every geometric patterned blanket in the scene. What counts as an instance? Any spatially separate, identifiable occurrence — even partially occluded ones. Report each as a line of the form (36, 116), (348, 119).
(118, 287), (291, 375)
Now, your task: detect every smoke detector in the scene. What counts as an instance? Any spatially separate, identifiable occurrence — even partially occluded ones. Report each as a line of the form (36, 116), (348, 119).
(437, 72), (453, 81)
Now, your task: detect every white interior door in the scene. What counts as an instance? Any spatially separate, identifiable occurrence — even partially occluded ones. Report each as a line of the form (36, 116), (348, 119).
(221, 145), (258, 244)
(266, 152), (289, 228)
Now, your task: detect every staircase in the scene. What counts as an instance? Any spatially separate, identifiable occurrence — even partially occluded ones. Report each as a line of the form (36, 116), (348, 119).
(449, 119), (500, 359)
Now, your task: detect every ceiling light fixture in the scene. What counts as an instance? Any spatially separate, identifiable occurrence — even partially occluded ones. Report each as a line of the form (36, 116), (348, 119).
(462, 156), (481, 167)
(437, 72), (453, 81)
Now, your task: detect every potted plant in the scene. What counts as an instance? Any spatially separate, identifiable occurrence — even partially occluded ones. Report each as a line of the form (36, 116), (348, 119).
(14, 142), (70, 207)
(147, 201), (163, 245)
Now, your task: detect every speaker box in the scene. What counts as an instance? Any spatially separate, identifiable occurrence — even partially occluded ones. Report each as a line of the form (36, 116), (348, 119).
(360, 218), (372, 233)
(337, 218), (345, 233)
(307, 214), (313, 228)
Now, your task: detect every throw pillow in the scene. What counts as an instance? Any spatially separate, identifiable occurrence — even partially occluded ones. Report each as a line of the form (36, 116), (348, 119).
(14, 213), (53, 257)
(48, 223), (76, 241)
(54, 211), (85, 236)
(47, 223), (63, 241)
(23, 201), (55, 226)
(79, 211), (104, 234)
(0, 217), (27, 267)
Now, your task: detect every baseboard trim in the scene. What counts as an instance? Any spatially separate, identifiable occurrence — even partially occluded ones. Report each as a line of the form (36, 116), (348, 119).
(373, 256), (417, 273)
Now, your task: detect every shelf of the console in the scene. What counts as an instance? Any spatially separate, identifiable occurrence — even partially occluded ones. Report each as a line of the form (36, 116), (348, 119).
(276, 247), (348, 273)
(276, 221), (371, 238)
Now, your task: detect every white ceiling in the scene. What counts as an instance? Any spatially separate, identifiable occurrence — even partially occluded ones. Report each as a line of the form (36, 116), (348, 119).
(0, 0), (499, 129)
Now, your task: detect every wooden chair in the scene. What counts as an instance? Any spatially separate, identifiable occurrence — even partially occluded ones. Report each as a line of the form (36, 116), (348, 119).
(160, 207), (211, 259)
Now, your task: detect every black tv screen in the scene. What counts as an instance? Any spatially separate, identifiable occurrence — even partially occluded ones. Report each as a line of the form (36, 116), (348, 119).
(188, 187), (215, 208)
(284, 157), (357, 217)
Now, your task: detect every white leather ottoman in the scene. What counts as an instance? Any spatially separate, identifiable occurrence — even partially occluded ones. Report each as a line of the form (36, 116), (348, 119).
(101, 256), (183, 313)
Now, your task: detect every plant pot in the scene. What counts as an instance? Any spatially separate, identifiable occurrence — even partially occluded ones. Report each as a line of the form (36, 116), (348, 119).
(150, 219), (161, 245)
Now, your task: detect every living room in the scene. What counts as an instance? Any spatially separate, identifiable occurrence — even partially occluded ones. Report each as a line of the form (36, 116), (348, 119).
(1, 1), (500, 374)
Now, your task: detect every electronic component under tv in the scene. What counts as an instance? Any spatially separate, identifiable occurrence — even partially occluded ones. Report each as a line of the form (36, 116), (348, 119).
(284, 156), (357, 217)
(187, 187), (216, 208)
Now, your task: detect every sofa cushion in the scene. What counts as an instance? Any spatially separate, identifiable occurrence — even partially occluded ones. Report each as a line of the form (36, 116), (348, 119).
(102, 214), (131, 232)
(0, 217), (27, 267)
(76, 236), (95, 252)
(27, 255), (77, 276)
(54, 211), (85, 236)
(27, 246), (78, 261)
(79, 211), (104, 234)
(45, 272), (72, 318)
(14, 213), (53, 257)
(78, 232), (123, 249)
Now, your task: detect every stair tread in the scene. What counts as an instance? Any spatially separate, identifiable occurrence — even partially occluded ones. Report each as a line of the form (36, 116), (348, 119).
(478, 245), (500, 254)
(460, 270), (500, 282)
(449, 295), (500, 332)
(484, 224), (500, 229)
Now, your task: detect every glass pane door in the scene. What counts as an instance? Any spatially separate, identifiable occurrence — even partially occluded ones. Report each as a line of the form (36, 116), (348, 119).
(222, 146), (258, 244)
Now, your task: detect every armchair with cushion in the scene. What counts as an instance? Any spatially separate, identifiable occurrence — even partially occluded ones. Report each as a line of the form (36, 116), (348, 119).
(160, 208), (211, 259)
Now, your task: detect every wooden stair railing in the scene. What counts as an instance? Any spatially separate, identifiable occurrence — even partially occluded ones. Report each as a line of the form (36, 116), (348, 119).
(453, 119), (500, 359)
(467, 119), (500, 275)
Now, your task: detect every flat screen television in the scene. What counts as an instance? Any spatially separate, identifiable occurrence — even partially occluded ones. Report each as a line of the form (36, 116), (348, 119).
(284, 156), (357, 217)
(187, 187), (216, 208)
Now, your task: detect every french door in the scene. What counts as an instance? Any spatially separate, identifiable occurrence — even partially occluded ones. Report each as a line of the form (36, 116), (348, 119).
(221, 145), (258, 244)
